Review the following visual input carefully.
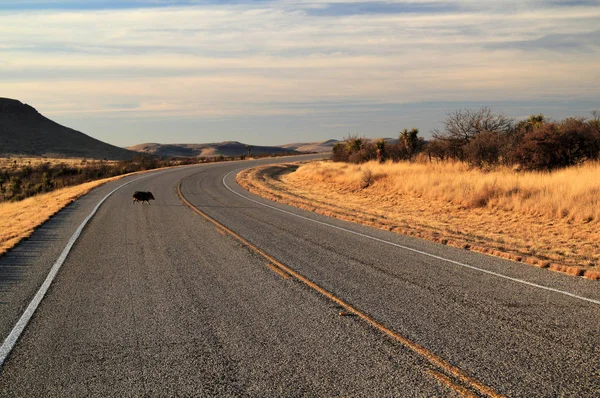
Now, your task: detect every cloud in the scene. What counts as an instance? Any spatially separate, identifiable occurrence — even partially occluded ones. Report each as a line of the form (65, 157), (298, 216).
(303, 1), (460, 16)
(0, 1), (271, 11)
(0, 1), (599, 145)
(320, 123), (354, 127)
(485, 30), (600, 52)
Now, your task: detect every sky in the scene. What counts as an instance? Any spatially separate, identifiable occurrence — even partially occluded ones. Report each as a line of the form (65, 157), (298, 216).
(1, 0), (599, 147)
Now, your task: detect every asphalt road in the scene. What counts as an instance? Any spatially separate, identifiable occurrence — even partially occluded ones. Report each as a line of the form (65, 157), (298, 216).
(0, 155), (598, 397)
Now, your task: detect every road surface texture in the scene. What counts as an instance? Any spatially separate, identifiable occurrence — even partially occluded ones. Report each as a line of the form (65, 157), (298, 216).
(1, 155), (598, 397)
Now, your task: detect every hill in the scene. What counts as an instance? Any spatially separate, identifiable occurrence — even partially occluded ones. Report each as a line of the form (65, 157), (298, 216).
(128, 141), (300, 158)
(0, 98), (137, 160)
(281, 138), (400, 153)
(280, 139), (340, 153)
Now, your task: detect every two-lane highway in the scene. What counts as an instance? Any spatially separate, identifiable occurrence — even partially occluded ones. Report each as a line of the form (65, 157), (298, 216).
(1, 155), (598, 396)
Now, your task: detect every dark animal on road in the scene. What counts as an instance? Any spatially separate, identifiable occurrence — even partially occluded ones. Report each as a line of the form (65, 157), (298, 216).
(132, 191), (155, 204)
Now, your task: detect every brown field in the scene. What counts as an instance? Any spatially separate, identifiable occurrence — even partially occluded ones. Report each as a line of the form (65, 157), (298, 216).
(237, 160), (600, 280)
(0, 173), (130, 256)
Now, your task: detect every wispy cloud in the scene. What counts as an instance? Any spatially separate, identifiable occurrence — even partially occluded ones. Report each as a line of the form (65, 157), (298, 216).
(303, 1), (460, 16)
(1, 0), (599, 145)
(0, 1), (265, 11)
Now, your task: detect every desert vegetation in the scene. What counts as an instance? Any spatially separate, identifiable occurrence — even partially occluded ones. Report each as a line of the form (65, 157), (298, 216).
(238, 108), (600, 279)
(238, 161), (600, 279)
(334, 108), (600, 171)
(297, 160), (600, 224)
(325, 108), (600, 223)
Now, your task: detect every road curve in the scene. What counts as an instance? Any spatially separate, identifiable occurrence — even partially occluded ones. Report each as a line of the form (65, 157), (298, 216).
(0, 155), (598, 397)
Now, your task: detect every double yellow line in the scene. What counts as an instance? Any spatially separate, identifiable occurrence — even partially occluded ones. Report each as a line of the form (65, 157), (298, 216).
(177, 180), (505, 398)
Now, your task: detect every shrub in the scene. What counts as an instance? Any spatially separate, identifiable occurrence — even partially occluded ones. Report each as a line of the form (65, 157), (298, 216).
(332, 135), (377, 164)
(515, 114), (546, 135)
(9, 176), (22, 197)
(349, 141), (377, 164)
(423, 139), (450, 161)
(375, 139), (386, 162)
(399, 128), (420, 160)
(330, 109), (600, 171)
(332, 142), (349, 162)
(385, 129), (425, 162)
(463, 131), (509, 168)
(512, 118), (600, 170)
(346, 136), (364, 153)
(360, 169), (374, 188)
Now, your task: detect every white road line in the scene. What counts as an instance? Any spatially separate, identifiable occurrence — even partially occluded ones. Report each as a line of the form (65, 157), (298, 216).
(222, 170), (600, 306)
(0, 170), (168, 368)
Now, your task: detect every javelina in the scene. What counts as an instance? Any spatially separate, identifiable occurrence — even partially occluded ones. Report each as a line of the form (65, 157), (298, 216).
(132, 191), (155, 204)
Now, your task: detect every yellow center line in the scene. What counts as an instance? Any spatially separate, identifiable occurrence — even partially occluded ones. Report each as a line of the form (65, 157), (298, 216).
(266, 262), (292, 279)
(427, 369), (480, 398)
(177, 180), (505, 398)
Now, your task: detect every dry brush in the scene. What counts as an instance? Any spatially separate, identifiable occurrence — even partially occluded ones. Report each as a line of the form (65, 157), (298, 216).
(238, 160), (600, 279)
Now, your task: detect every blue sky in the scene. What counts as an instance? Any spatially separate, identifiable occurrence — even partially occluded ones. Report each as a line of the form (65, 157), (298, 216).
(1, 0), (599, 146)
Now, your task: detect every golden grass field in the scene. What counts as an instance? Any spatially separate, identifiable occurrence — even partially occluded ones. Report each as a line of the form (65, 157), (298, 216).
(238, 160), (600, 280)
(0, 173), (129, 256)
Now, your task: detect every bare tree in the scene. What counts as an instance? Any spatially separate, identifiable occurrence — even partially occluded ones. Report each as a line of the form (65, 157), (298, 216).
(432, 107), (513, 161)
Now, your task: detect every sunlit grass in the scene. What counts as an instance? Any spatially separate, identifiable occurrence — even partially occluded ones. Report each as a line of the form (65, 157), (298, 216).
(238, 160), (600, 279)
(294, 160), (600, 224)
(0, 175), (124, 256)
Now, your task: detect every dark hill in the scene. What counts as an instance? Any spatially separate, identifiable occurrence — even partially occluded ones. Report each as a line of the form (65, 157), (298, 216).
(0, 98), (137, 160)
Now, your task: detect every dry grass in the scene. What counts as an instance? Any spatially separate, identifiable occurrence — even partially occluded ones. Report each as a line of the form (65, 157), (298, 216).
(238, 160), (600, 280)
(0, 174), (128, 256)
(292, 160), (600, 224)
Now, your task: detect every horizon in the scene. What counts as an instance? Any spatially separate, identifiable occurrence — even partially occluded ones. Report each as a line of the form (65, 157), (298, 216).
(1, 0), (599, 147)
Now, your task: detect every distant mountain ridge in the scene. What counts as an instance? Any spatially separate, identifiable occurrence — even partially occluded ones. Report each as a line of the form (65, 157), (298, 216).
(130, 137), (403, 158)
(128, 141), (301, 158)
(279, 139), (339, 153)
(281, 137), (400, 153)
(0, 98), (137, 160)
(0, 96), (401, 160)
